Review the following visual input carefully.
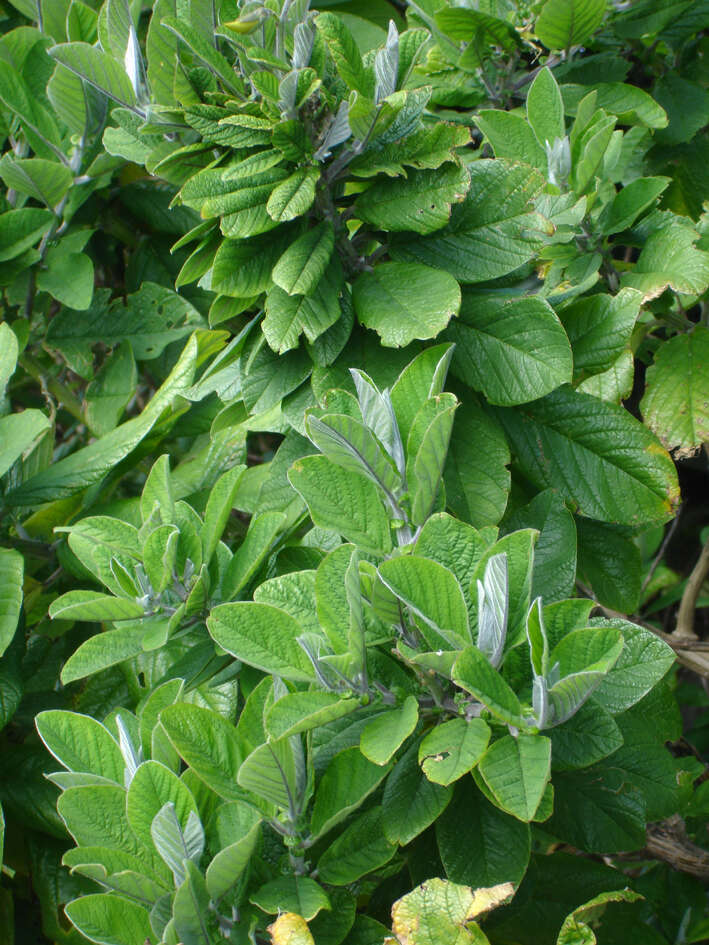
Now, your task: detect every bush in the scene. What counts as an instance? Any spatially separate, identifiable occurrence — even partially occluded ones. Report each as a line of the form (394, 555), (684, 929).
(0, 0), (708, 942)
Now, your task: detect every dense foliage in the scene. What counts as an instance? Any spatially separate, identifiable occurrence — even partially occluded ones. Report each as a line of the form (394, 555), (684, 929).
(0, 0), (708, 942)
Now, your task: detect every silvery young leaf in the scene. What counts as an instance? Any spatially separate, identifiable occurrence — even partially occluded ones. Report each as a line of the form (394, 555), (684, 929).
(307, 413), (401, 495)
(151, 801), (204, 884)
(476, 553), (508, 669)
(374, 20), (399, 103)
(491, 385), (680, 526)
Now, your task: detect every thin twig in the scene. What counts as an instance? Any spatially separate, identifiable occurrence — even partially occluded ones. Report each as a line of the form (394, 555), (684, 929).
(640, 510), (682, 595)
(675, 538), (709, 640)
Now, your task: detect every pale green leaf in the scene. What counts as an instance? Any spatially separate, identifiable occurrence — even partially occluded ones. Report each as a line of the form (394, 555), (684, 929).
(288, 455), (392, 555)
(352, 262), (460, 347)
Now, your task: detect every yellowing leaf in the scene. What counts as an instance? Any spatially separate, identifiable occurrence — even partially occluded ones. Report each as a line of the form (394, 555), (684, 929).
(389, 878), (514, 945)
(268, 913), (315, 945)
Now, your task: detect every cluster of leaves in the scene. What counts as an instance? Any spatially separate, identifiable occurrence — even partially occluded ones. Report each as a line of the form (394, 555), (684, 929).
(0, 0), (709, 942)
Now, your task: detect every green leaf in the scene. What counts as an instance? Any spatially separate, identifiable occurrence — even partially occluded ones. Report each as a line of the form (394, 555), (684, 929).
(209, 601), (315, 683)
(535, 0), (606, 50)
(127, 761), (200, 856)
(389, 343), (454, 444)
(35, 710), (125, 784)
(576, 518), (641, 612)
(205, 803), (261, 900)
(641, 325), (709, 457)
(379, 556), (470, 649)
(472, 529), (536, 649)
(0, 60), (64, 155)
(210, 232), (286, 298)
(220, 510), (286, 600)
(266, 692), (359, 739)
(621, 222), (709, 300)
(318, 807), (397, 885)
(159, 703), (245, 800)
(49, 41), (138, 107)
(382, 741), (453, 845)
(444, 402), (510, 528)
(549, 700), (624, 771)
(0, 549), (23, 659)
(577, 350), (634, 404)
(352, 262), (461, 348)
(564, 82), (668, 130)
(48, 590), (145, 622)
(602, 176), (670, 235)
(85, 341), (137, 436)
(251, 876), (330, 921)
(161, 16), (242, 95)
(453, 647), (524, 727)
(360, 696), (419, 766)
(0, 409), (51, 479)
(407, 394), (458, 526)
(146, 0), (191, 106)
(200, 464), (246, 565)
(267, 167), (320, 223)
(474, 111), (546, 170)
(5, 334), (198, 507)
(311, 747), (391, 838)
(436, 781), (530, 888)
(393, 160), (551, 283)
(272, 222), (334, 296)
(60, 625), (144, 684)
(504, 490), (577, 603)
(315, 12), (372, 95)
(355, 164), (470, 236)
(65, 894), (154, 945)
(237, 737), (298, 810)
(0, 156), (73, 209)
(172, 860), (215, 945)
(0, 208), (54, 262)
(477, 735), (551, 822)
(557, 889), (643, 945)
(527, 67), (565, 147)
(560, 288), (642, 379)
(264, 261), (341, 354)
(288, 455), (391, 555)
(491, 385), (680, 526)
(546, 627), (624, 725)
(47, 284), (204, 364)
(549, 767), (646, 853)
(449, 295), (572, 406)
(591, 618), (675, 714)
(419, 718), (491, 786)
